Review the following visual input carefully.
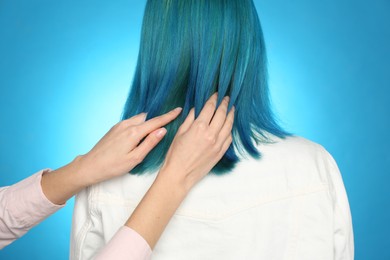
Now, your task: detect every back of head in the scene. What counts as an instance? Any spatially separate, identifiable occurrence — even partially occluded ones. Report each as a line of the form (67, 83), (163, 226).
(122, 0), (294, 175)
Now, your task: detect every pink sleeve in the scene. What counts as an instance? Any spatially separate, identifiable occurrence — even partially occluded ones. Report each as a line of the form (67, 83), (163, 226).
(0, 169), (65, 249)
(94, 226), (152, 260)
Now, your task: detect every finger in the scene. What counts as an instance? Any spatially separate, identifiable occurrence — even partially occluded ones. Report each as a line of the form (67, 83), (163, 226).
(121, 112), (148, 127)
(177, 107), (195, 134)
(128, 127), (167, 163)
(209, 95), (230, 135)
(211, 132), (233, 166)
(215, 106), (235, 146)
(218, 133), (233, 157)
(196, 92), (218, 125)
(136, 107), (182, 139)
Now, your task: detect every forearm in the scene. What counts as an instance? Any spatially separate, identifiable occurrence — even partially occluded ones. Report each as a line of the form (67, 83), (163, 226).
(40, 155), (89, 205)
(124, 168), (189, 250)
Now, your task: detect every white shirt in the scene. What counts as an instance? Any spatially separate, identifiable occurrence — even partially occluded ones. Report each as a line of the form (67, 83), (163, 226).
(70, 134), (354, 260)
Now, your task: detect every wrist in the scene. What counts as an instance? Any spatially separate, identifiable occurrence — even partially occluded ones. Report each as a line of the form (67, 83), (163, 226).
(69, 154), (98, 187)
(40, 155), (89, 205)
(155, 166), (192, 198)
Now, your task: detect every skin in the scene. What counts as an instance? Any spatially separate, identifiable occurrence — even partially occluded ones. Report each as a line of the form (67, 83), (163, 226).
(41, 91), (234, 250)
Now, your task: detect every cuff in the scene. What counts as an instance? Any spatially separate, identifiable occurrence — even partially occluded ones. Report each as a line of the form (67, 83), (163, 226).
(6, 168), (66, 227)
(94, 226), (152, 260)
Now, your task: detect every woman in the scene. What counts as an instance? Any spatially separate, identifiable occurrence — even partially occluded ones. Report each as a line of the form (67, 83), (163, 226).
(71, 0), (354, 259)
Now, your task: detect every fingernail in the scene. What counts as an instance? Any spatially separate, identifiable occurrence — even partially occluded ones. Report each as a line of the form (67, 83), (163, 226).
(173, 107), (182, 112)
(142, 112), (148, 121)
(224, 96), (230, 101)
(155, 128), (167, 137)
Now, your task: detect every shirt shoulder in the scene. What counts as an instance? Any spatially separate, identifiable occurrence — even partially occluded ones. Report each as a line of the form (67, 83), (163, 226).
(251, 133), (336, 190)
(256, 132), (327, 157)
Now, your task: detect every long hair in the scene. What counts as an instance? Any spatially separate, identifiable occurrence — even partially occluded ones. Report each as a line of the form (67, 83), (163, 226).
(121, 0), (295, 175)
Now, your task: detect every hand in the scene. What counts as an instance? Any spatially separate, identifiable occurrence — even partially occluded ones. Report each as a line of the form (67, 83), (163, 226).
(158, 92), (235, 192)
(76, 107), (183, 186)
(41, 107), (183, 205)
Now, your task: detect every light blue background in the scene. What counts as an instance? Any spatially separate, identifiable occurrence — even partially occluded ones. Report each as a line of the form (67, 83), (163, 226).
(0, 0), (388, 259)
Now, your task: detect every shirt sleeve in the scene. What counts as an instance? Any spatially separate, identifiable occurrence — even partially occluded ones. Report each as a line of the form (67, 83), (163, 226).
(320, 147), (354, 260)
(0, 169), (65, 249)
(93, 226), (152, 260)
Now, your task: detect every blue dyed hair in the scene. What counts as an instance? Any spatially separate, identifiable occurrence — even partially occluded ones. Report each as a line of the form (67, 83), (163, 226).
(122, 0), (294, 175)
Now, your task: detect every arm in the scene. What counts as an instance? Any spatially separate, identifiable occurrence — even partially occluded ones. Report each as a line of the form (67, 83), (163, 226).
(123, 170), (188, 249)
